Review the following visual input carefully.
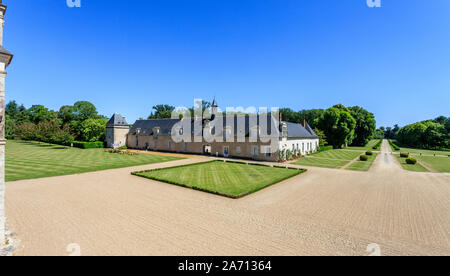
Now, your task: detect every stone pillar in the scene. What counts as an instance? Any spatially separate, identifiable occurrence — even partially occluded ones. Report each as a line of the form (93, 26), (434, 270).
(0, 0), (12, 246)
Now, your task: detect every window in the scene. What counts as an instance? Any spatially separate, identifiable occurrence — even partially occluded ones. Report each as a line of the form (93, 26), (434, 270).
(236, 146), (241, 154)
(223, 146), (229, 157)
(184, 143), (188, 151)
(153, 127), (160, 139)
(263, 146), (272, 157)
(302, 143), (305, 152)
(292, 144), (295, 151)
(168, 141), (172, 149)
(154, 141), (157, 149)
(252, 146), (259, 157)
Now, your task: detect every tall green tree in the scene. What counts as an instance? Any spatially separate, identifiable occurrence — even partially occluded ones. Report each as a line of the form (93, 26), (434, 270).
(348, 106), (376, 146)
(148, 104), (175, 119)
(318, 107), (356, 148)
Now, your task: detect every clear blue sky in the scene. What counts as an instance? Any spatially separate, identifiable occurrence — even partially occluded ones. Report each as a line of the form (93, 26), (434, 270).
(3, 0), (450, 127)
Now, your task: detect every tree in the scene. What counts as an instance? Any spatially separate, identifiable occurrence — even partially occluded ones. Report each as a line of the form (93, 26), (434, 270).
(148, 104), (175, 119)
(279, 108), (300, 123)
(348, 106), (376, 146)
(5, 100), (19, 119)
(314, 128), (328, 147)
(298, 109), (324, 129)
(318, 107), (356, 148)
(28, 105), (57, 124)
(58, 105), (76, 125)
(72, 101), (98, 122)
(80, 118), (107, 142)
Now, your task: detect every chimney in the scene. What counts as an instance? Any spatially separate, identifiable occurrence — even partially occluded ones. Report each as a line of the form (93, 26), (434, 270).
(279, 112), (282, 123)
(302, 120), (306, 128)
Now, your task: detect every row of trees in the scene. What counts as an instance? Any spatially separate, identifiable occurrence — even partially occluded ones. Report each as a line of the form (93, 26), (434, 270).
(280, 105), (376, 148)
(375, 116), (449, 150)
(395, 116), (449, 150)
(5, 101), (107, 144)
(147, 103), (376, 149)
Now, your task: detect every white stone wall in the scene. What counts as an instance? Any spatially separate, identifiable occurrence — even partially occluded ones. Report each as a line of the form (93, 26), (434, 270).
(279, 138), (319, 156)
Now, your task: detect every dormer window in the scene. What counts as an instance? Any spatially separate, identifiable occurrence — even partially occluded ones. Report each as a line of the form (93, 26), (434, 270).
(153, 127), (160, 139)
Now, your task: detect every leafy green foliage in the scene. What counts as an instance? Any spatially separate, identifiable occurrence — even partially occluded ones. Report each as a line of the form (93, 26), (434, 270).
(396, 117), (449, 150)
(6, 100), (106, 144)
(406, 158), (417, 165)
(148, 104), (176, 119)
(72, 141), (104, 149)
(317, 107), (356, 148)
(80, 118), (107, 142)
(400, 152), (409, 158)
(360, 155), (369, 161)
(348, 106), (376, 146)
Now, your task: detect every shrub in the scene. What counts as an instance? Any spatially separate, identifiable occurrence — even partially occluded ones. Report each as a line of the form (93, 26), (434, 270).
(366, 151), (373, 156)
(389, 140), (400, 151)
(400, 152), (409, 158)
(73, 141), (104, 149)
(118, 145), (128, 150)
(372, 139), (383, 150)
(360, 155), (369, 161)
(319, 146), (333, 152)
(406, 158), (417, 165)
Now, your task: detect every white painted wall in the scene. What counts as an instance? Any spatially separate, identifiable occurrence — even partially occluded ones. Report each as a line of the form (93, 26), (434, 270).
(279, 138), (319, 156)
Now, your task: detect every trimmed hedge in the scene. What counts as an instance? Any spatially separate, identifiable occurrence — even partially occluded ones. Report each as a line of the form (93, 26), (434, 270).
(73, 141), (104, 149)
(406, 158), (417, 165)
(360, 155), (369, 161)
(366, 151), (373, 156)
(389, 140), (400, 151)
(319, 146), (333, 152)
(372, 139), (383, 150)
(400, 152), (409, 158)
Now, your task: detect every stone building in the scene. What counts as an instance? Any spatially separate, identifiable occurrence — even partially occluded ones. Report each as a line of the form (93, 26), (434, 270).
(106, 100), (319, 162)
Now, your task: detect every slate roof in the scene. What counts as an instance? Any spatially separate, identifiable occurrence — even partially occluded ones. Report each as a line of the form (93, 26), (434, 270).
(285, 122), (318, 139)
(0, 46), (13, 66)
(128, 115), (318, 139)
(107, 113), (129, 126)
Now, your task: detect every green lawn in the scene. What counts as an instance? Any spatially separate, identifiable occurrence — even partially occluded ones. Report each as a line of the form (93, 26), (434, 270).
(292, 158), (349, 169)
(395, 155), (429, 172)
(399, 147), (450, 157)
(311, 149), (363, 160)
(345, 140), (381, 151)
(346, 153), (378, 172)
(132, 160), (306, 198)
(5, 140), (182, 182)
(293, 149), (363, 169)
(414, 155), (450, 173)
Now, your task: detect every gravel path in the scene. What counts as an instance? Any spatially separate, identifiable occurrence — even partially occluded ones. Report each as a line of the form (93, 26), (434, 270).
(5, 140), (450, 256)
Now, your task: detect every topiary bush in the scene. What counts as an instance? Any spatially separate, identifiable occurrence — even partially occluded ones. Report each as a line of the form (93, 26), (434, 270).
(360, 155), (369, 161)
(400, 152), (409, 158)
(366, 151), (373, 156)
(406, 157), (417, 165)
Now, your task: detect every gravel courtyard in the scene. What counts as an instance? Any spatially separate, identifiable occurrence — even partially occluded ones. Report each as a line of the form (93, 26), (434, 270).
(5, 141), (450, 256)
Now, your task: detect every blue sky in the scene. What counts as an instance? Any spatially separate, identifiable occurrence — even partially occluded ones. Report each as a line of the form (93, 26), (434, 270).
(3, 0), (450, 127)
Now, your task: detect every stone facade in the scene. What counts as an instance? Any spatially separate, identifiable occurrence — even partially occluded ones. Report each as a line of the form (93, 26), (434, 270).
(107, 100), (319, 162)
(0, 0), (12, 246)
(105, 113), (130, 148)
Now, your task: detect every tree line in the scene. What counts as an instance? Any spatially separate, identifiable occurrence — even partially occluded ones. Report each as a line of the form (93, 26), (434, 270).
(5, 101), (107, 145)
(378, 116), (449, 150)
